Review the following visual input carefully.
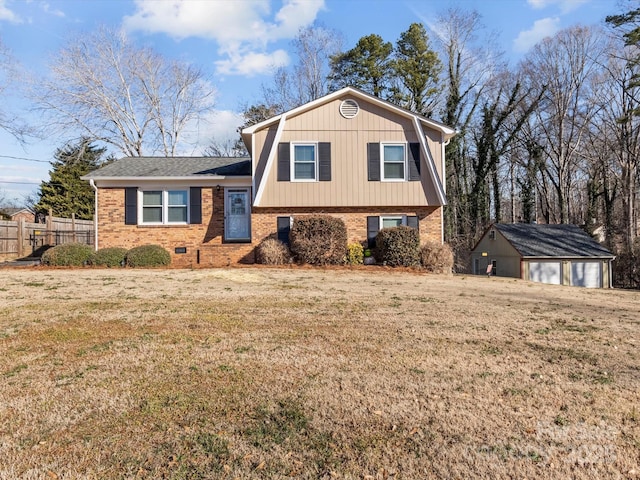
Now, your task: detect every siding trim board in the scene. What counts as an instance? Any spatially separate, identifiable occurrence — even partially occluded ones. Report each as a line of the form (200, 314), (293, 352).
(412, 116), (446, 204)
(254, 114), (288, 205)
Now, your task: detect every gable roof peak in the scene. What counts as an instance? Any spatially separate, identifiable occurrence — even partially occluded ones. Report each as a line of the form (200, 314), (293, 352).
(241, 86), (456, 138)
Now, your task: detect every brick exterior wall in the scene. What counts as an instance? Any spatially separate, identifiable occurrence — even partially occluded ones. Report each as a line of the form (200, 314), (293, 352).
(97, 187), (442, 267)
(97, 187), (255, 268)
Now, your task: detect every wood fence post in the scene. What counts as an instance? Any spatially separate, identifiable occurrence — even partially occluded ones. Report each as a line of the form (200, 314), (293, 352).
(16, 218), (24, 257)
(72, 213), (76, 243)
(47, 209), (53, 246)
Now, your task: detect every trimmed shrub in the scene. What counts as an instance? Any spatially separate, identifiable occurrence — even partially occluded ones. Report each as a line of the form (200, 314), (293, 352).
(41, 243), (93, 267)
(375, 226), (420, 267)
(256, 238), (291, 265)
(346, 242), (364, 265)
(420, 241), (454, 273)
(289, 215), (347, 265)
(125, 244), (171, 267)
(90, 247), (128, 267)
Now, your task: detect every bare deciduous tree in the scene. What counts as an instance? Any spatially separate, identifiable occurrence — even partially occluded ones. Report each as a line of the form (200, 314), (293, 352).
(0, 37), (29, 142)
(521, 26), (607, 224)
(34, 27), (216, 157)
(264, 24), (342, 112)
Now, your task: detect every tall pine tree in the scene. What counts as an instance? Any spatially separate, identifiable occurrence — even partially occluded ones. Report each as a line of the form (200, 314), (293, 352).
(393, 23), (442, 116)
(36, 139), (111, 220)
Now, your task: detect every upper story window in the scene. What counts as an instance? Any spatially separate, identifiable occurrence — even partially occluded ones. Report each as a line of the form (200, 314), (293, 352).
(382, 144), (406, 181)
(292, 143), (317, 181)
(141, 189), (188, 224)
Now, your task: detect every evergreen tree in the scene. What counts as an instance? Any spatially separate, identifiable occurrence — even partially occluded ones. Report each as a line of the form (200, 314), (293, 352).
(393, 23), (442, 116)
(35, 139), (111, 220)
(329, 34), (394, 98)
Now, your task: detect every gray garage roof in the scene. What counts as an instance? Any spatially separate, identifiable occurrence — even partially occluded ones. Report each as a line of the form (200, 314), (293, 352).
(83, 156), (251, 179)
(494, 223), (614, 258)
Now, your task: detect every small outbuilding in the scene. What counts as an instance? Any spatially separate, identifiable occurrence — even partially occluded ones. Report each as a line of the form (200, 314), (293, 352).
(471, 223), (615, 288)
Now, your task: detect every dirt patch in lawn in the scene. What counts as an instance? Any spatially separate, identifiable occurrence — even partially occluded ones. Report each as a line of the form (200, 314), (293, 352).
(0, 267), (639, 479)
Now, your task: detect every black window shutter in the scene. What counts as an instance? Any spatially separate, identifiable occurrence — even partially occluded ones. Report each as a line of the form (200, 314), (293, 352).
(409, 143), (421, 181)
(124, 187), (137, 225)
(367, 216), (380, 248)
(277, 216), (291, 245)
(189, 187), (202, 224)
(318, 142), (331, 181)
(367, 143), (380, 181)
(407, 215), (419, 230)
(277, 143), (290, 181)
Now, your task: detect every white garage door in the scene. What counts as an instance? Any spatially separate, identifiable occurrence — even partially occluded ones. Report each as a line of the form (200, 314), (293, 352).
(571, 261), (601, 288)
(529, 261), (561, 285)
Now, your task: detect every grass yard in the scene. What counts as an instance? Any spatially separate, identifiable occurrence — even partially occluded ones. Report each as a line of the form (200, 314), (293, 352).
(0, 267), (639, 479)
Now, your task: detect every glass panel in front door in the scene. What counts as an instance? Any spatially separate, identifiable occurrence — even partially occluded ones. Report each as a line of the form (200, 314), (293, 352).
(225, 190), (250, 240)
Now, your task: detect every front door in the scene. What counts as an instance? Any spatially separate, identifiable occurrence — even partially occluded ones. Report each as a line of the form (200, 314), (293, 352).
(224, 188), (251, 242)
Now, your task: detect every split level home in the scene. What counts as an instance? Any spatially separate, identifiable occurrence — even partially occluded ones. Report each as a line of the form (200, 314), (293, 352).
(82, 87), (456, 267)
(471, 223), (615, 288)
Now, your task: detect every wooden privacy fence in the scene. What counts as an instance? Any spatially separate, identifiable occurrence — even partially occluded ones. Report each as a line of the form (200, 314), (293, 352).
(0, 214), (94, 260)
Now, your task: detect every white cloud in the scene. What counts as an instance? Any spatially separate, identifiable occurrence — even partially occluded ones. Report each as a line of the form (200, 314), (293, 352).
(202, 109), (244, 144)
(215, 49), (289, 76)
(42, 2), (65, 18)
(527, 0), (588, 13)
(0, 0), (21, 23)
(123, 0), (324, 76)
(513, 17), (560, 52)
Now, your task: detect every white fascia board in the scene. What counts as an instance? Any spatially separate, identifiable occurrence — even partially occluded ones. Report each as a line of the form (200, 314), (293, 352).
(412, 117), (447, 205)
(253, 114), (288, 206)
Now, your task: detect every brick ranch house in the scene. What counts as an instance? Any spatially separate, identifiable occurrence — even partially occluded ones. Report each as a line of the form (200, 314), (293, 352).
(83, 87), (456, 267)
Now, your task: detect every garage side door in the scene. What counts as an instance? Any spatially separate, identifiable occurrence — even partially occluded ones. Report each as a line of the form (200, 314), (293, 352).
(571, 261), (601, 288)
(529, 261), (561, 285)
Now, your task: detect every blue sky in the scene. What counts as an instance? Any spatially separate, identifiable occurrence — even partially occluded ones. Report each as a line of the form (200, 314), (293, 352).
(0, 0), (619, 202)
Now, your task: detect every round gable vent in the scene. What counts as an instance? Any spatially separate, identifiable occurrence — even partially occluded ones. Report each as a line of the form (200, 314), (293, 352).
(339, 99), (360, 119)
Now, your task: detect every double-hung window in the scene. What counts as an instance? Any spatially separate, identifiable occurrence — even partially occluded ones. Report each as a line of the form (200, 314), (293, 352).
(292, 143), (317, 181)
(382, 144), (406, 181)
(141, 190), (188, 224)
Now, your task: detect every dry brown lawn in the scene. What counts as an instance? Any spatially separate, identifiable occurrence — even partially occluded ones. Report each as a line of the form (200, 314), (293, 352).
(0, 266), (638, 479)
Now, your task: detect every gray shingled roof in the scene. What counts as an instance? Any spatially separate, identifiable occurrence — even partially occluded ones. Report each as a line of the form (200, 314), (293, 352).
(84, 157), (251, 178)
(494, 223), (614, 258)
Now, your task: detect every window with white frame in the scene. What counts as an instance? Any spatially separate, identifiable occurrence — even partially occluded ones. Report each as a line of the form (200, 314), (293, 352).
(292, 143), (317, 181)
(382, 144), (406, 180)
(141, 189), (188, 224)
(381, 216), (404, 228)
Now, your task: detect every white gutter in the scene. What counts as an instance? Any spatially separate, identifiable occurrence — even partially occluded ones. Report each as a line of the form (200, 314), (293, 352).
(89, 179), (98, 251)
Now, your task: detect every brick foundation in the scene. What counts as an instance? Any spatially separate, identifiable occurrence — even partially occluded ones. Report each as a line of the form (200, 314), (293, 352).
(97, 187), (442, 267)
(252, 206), (442, 246)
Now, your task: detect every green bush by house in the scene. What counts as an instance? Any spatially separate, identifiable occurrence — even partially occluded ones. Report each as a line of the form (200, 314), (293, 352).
(125, 245), (171, 267)
(41, 243), (94, 266)
(256, 238), (291, 265)
(90, 247), (128, 267)
(375, 226), (420, 267)
(290, 215), (347, 265)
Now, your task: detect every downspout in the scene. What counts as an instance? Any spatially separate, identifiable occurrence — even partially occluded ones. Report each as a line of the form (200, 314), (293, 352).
(90, 179), (98, 251)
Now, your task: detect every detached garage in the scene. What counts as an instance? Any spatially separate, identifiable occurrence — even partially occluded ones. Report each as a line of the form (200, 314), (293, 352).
(470, 223), (615, 288)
